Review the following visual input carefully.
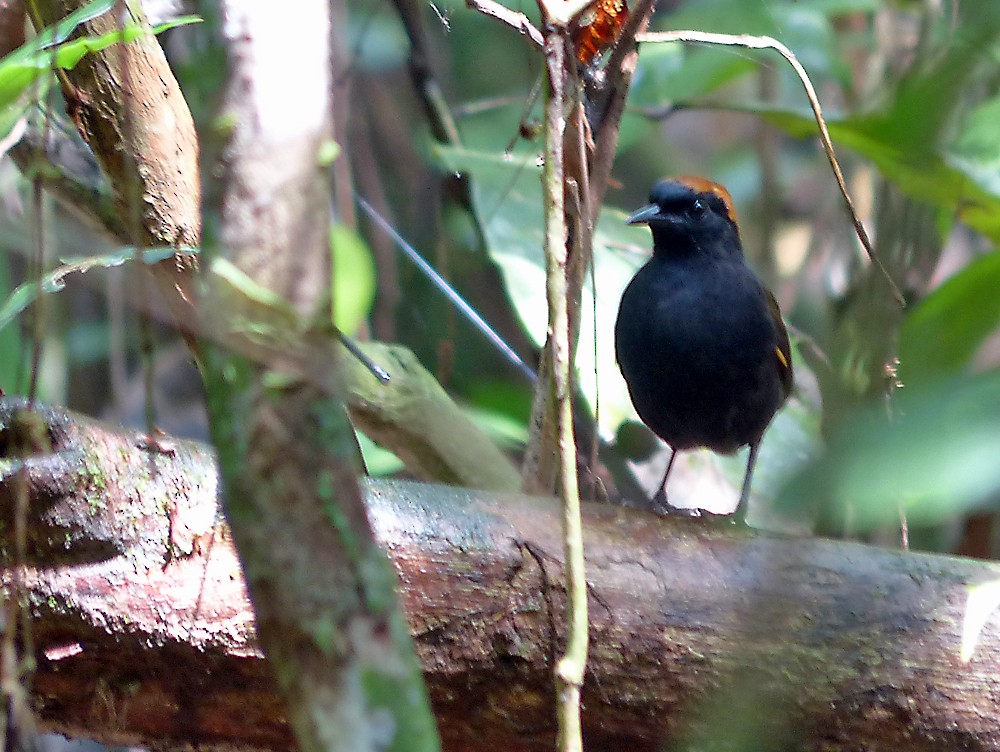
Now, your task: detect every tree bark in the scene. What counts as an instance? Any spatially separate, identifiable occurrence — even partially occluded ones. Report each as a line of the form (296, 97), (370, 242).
(3, 397), (1000, 752)
(24, 0), (200, 343)
(194, 3), (439, 751)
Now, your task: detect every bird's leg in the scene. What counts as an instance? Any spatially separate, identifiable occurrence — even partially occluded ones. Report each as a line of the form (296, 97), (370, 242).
(651, 448), (679, 516)
(735, 441), (761, 525)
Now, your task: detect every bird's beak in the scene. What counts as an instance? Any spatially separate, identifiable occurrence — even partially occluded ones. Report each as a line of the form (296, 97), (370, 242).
(626, 203), (662, 225)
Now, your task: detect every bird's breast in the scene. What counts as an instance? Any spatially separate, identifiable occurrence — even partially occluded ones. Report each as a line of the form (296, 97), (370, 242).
(614, 256), (784, 452)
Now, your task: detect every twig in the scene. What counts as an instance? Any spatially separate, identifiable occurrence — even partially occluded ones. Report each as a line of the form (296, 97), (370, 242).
(356, 195), (537, 383)
(8, 123), (129, 242)
(465, 0), (543, 48)
(538, 24), (588, 752)
(637, 30), (905, 307)
(393, 0), (462, 144)
(586, 0), (656, 215)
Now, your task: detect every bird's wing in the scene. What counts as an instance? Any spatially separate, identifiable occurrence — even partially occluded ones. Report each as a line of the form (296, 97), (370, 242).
(767, 290), (794, 399)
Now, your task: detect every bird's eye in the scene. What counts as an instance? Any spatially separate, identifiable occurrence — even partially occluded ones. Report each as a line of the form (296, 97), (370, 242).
(691, 199), (706, 218)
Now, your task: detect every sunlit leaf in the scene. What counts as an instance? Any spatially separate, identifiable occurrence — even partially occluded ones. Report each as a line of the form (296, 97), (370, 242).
(0, 1), (199, 139)
(357, 431), (405, 476)
(330, 223), (376, 336)
(0, 0), (114, 110)
(50, 15), (201, 71)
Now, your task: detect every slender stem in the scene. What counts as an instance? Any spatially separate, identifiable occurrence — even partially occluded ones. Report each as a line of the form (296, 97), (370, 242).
(465, 0), (543, 48)
(638, 30), (905, 307)
(540, 25), (588, 752)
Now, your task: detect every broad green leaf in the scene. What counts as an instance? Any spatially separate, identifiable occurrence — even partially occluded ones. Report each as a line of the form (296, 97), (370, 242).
(780, 370), (1000, 528)
(432, 141), (642, 435)
(898, 250), (1000, 388)
(764, 108), (1000, 242)
(330, 224), (376, 336)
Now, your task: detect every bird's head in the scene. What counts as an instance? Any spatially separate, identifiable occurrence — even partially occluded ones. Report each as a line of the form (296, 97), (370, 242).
(627, 176), (741, 255)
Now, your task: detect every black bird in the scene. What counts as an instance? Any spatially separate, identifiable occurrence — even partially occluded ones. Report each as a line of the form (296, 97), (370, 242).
(614, 177), (793, 523)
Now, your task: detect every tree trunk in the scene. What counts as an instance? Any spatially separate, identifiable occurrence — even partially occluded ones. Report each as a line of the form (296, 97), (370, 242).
(3, 397), (999, 752)
(193, 3), (439, 751)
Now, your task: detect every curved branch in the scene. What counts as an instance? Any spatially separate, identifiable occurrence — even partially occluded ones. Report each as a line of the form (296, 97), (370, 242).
(637, 30), (905, 306)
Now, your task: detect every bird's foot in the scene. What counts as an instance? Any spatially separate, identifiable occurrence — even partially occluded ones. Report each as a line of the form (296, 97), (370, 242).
(651, 489), (701, 518)
(727, 512), (752, 529)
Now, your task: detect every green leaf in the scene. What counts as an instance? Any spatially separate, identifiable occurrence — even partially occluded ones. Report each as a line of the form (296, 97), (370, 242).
(759, 9), (1000, 241)
(764, 108), (1000, 243)
(949, 94), (1000, 197)
(0, 2), (199, 138)
(50, 15), (201, 71)
(357, 431), (405, 476)
(210, 257), (291, 312)
(330, 224), (376, 335)
(0, 251), (24, 393)
(659, 0), (868, 85)
(0, 247), (149, 333)
(432, 141), (642, 435)
(461, 404), (529, 450)
(780, 370), (1000, 528)
(898, 250), (1000, 388)
(629, 44), (756, 109)
(0, 0), (114, 111)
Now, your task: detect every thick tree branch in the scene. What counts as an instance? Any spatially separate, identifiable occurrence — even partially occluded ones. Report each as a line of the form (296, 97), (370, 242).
(24, 0), (200, 341)
(343, 341), (521, 491)
(3, 397), (1000, 752)
(25, 0), (200, 249)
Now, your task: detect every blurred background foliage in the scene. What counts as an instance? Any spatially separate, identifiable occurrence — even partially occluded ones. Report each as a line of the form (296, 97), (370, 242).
(2, 0), (1000, 554)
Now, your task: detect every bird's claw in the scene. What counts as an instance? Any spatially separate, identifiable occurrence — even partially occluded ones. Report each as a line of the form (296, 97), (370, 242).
(651, 489), (701, 518)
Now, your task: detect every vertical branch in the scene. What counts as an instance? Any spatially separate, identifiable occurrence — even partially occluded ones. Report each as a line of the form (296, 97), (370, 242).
(196, 2), (441, 751)
(519, 0), (654, 499)
(541, 25), (588, 752)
